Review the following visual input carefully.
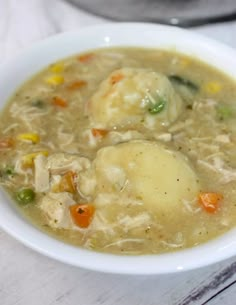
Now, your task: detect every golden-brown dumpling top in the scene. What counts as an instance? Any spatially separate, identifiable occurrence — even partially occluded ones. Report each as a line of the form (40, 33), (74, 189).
(87, 68), (183, 130)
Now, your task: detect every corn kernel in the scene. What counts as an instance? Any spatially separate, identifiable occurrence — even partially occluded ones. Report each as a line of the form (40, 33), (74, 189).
(22, 151), (48, 167)
(204, 82), (222, 94)
(46, 74), (64, 85)
(50, 63), (64, 73)
(17, 133), (40, 144)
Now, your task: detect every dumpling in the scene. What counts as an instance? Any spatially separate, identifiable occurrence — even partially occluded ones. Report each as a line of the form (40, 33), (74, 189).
(92, 140), (200, 215)
(86, 68), (183, 130)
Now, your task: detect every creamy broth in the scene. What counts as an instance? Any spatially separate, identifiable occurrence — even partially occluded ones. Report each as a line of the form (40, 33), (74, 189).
(0, 48), (236, 255)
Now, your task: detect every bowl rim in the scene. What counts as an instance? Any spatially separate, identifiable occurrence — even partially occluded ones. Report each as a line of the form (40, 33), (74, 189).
(0, 22), (236, 275)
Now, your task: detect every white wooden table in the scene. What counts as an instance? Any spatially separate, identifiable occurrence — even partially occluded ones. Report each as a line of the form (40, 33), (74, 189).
(1, 1), (236, 304)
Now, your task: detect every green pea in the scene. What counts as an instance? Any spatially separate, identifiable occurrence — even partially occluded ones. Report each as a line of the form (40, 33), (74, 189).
(0, 166), (15, 179)
(4, 166), (15, 176)
(16, 188), (35, 205)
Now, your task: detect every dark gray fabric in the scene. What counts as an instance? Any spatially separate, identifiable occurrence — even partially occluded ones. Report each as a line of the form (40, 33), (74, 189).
(67, 0), (236, 26)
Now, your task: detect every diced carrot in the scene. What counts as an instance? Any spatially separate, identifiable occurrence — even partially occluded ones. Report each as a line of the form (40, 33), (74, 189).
(198, 192), (223, 213)
(0, 138), (14, 150)
(91, 128), (109, 138)
(110, 73), (124, 85)
(67, 80), (87, 90)
(69, 204), (95, 228)
(52, 96), (68, 108)
(59, 171), (76, 193)
(78, 53), (94, 63)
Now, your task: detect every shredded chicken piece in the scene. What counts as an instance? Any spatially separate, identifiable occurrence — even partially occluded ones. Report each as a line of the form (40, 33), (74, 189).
(2, 123), (19, 134)
(77, 169), (97, 199)
(191, 137), (212, 142)
(213, 157), (236, 183)
(57, 132), (74, 147)
(107, 130), (144, 144)
(104, 166), (127, 190)
(117, 213), (151, 232)
(103, 238), (145, 249)
(168, 119), (193, 133)
(82, 129), (98, 147)
(197, 160), (217, 172)
(154, 133), (172, 142)
(205, 152), (224, 161)
(39, 192), (76, 229)
(90, 210), (116, 236)
(215, 134), (230, 144)
(198, 157), (236, 184)
(197, 142), (219, 153)
(34, 155), (49, 192)
(160, 240), (184, 248)
(182, 199), (200, 214)
(193, 99), (217, 111)
(14, 158), (33, 185)
(220, 218), (230, 227)
(94, 193), (121, 207)
(47, 153), (91, 175)
(94, 193), (143, 207)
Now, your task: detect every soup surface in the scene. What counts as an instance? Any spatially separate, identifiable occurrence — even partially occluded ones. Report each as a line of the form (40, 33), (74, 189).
(1, 48), (236, 255)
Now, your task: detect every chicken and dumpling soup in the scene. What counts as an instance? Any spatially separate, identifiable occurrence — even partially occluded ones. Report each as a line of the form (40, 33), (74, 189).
(1, 47), (236, 255)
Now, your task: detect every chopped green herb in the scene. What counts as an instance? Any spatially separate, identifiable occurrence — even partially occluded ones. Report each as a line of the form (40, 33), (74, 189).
(31, 99), (45, 108)
(148, 100), (165, 114)
(146, 92), (166, 115)
(169, 75), (198, 92)
(16, 188), (35, 205)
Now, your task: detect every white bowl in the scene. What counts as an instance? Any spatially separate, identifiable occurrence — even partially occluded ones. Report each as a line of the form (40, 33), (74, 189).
(0, 23), (236, 275)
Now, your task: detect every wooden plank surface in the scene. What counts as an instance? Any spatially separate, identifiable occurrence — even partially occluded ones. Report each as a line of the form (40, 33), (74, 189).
(0, 1), (236, 304)
(1, 231), (236, 305)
